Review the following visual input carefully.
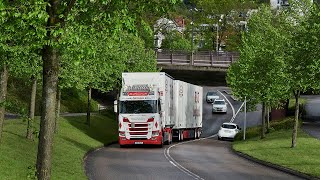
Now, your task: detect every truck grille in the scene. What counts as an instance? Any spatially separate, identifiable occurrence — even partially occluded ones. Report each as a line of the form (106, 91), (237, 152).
(128, 123), (149, 137)
(129, 132), (148, 135)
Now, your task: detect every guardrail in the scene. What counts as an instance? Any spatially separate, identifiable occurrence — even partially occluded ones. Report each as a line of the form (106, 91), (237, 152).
(156, 50), (239, 67)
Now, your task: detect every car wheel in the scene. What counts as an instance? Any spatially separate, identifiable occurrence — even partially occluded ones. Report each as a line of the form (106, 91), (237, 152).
(218, 136), (221, 140)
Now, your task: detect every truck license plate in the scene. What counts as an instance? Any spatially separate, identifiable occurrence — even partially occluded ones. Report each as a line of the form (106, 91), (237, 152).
(135, 142), (143, 144)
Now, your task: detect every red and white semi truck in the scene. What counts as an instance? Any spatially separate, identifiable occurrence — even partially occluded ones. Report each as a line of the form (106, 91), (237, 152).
(116, 72), (202, 147)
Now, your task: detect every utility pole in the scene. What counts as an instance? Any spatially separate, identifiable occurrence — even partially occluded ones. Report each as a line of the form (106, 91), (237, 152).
(243, 97), (247, 140)
(191, 9), (194, 53)
(216, 23), (219, 53)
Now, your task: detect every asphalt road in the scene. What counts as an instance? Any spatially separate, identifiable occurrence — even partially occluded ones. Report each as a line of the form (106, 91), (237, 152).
(84, 86), (301, 180)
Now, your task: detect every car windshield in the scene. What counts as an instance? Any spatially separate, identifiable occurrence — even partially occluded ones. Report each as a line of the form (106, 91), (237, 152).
(214, 100), (225, 105)
(120, 100), (157, 114)
(222, 124), (236, 129)
(207, 92), (217, 96)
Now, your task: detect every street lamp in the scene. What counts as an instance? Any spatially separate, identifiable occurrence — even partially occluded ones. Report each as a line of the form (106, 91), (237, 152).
(213, 17), (222, 54)
(239, 12), (248, 32)
(190, 7), (199, 52)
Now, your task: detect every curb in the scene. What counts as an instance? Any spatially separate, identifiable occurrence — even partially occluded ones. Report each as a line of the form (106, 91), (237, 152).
(231, 148), (320, 180)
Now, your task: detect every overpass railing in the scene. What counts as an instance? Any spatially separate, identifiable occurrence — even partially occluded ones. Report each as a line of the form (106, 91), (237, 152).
(156, 50), (239, 67)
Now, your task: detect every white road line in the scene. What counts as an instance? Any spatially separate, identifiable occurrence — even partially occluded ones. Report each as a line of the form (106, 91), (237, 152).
(218, 90), (235, 117)
(163, 89), (236, 180)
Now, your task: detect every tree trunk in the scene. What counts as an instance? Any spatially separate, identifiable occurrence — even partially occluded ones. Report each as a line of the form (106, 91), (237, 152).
(291, 90), (300, 148)
(266, 105), (270, 133)
(261, 102), (266, 139)
(36, 46), (59, 180)
(27, 76), (37, 140)
(0, 64), (8, 143)
(86, 87), (92, 126)
(55, 87), (61, 133)
(285, 99), (289, 116)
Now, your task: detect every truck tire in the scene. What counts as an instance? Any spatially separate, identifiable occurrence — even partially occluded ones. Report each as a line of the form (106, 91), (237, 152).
(180, 130), (184, 141)
(196, 129), (201, 139)
(159, 135), (164, 147)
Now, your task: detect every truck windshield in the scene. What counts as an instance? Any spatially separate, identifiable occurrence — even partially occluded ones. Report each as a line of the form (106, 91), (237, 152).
(120, 100), (157, 114)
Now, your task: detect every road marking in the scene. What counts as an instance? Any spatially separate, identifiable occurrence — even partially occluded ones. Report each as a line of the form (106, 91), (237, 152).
(163, 89), (236, 180)
(218, 90), (235, 117)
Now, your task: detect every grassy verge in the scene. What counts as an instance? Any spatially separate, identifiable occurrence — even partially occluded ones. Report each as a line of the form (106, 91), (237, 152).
(0, 112), (118, 179)
(233, 129), (320, 178)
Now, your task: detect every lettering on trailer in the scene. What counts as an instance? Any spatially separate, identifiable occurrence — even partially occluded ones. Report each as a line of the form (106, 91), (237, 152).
(123, 84), (155, 96)
(127, 84), (150, 92)
(128, 92), (149, 96)
(194, 91), (200, 103)
(121, 96), (156, 100)
(193, 108), (201, 116)
(179, 85), (183, 97)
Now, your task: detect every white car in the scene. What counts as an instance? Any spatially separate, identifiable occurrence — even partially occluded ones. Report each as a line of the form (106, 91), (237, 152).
(206, 91), (219, 103)
(218, 123), (241, 140)
(212, 99), (227, 113)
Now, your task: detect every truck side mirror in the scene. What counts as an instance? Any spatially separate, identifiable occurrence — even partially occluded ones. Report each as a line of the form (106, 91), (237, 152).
(114, 100), (118, 113)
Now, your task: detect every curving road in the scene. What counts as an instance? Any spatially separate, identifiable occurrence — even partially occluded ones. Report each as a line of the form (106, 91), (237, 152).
(85, 86), (301, 180)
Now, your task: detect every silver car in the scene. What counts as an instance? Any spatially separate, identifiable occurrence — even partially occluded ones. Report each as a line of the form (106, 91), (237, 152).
(206, 91), (219, 103)
(212, 99), (227, 113)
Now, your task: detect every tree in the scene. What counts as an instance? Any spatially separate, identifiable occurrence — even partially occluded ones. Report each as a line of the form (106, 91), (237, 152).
(35, 1), (177, 179)
(227, 5), (290, 139)
(282, 0), (318, 148)
(0, 0), (46, 142)
(161, 30), (193, 51)
(193, 0), (258, 51)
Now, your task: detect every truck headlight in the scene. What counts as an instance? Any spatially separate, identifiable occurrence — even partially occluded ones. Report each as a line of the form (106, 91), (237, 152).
(119, 131), (125, 136)
(152, 131), (159, 136)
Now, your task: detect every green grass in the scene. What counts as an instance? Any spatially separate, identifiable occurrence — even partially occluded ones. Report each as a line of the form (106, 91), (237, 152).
(233, 129), (320, 178)
(0, 112), (118, 179)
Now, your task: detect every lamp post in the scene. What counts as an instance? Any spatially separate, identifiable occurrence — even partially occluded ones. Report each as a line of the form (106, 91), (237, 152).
(190, 7), (199, 65)
(191, 9), (194, 53)
(216, 23), (219, 53)
(239, 12), (248, 32)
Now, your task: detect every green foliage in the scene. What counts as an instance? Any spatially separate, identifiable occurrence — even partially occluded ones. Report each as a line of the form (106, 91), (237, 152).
(227, 5), (290, 108)
(60, 28), (157, 93)
(161, 30), (192, 51)
(0, 1), (45, 77)
(189, 0), (258, 51)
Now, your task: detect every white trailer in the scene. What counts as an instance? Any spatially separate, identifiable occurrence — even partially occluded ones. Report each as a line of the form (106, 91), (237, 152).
(172, 80), (203, 141)
(116, 72), (202, 147)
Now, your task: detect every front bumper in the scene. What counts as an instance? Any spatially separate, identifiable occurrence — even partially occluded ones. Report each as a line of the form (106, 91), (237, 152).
(119, 135), (162, 145)
(212, 108), (227, 113)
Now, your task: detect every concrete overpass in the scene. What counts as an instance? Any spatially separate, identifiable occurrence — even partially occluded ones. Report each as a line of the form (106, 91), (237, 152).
(157, 50), (239, 86)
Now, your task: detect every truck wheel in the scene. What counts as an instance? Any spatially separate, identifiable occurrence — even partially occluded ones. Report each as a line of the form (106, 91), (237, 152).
(159, 137), (164, 148)
(194, 130), (197, 139)
(197, 129), (201, 139)
(180, 131), (184, 141)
